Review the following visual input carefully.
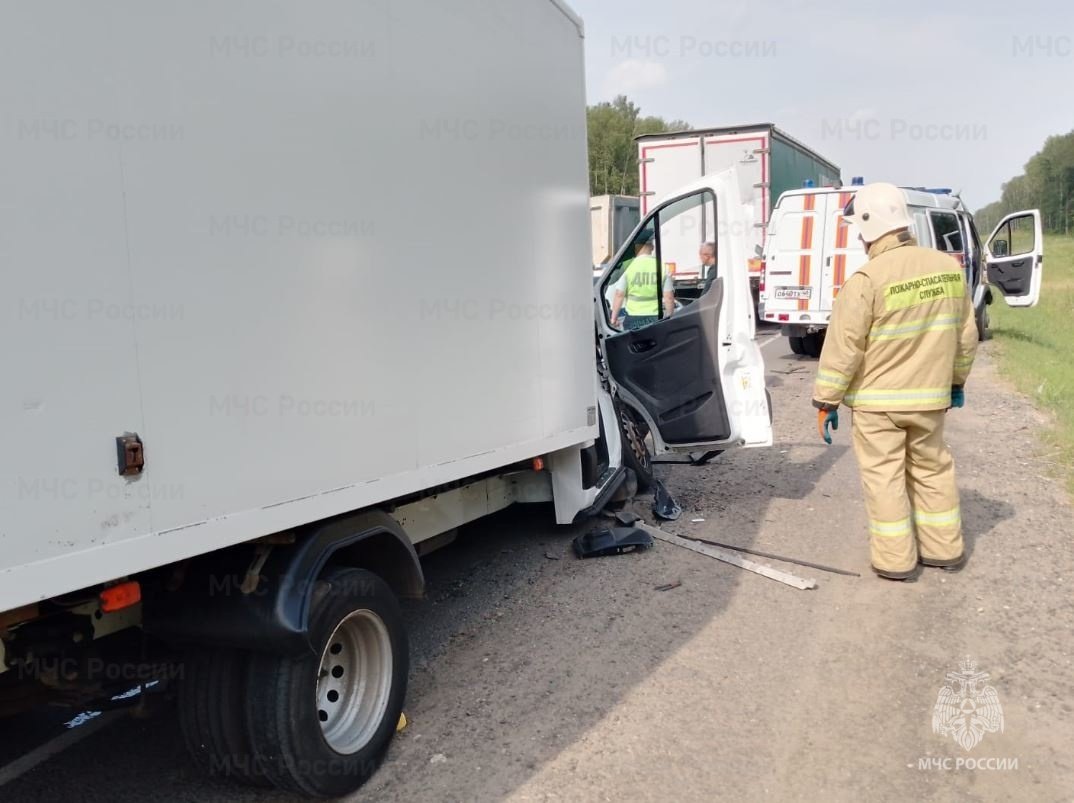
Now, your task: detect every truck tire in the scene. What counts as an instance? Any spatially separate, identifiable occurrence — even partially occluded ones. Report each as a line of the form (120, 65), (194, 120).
(803, 331), (825, 359)
(616, 402), (654, 493)
(245, 567), (407, 798)
(179, 648), (270, 787)
(789, 336), (806, 355)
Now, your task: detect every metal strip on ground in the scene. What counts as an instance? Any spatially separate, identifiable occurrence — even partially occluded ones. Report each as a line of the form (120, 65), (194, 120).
(0, 711), (121, 789)
(640, 525), (818, 590)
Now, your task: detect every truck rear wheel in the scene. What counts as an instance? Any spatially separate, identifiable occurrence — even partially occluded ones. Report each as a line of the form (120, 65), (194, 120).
(179, 648), (269, 787)
(789, 336), (805, 355)
(245, 567), (408, 797)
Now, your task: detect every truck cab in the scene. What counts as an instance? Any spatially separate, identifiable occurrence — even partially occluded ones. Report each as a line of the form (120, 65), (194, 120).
(758, 182), (1045, 356)
(597, 168), (774, 471)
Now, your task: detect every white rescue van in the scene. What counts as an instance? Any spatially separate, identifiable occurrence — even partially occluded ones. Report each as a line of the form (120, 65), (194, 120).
(758, 183), (1044, 356)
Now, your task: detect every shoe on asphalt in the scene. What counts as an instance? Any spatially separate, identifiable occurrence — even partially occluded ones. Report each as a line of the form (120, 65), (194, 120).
(920, 555), (965, 572)
(872, 565), (918, 582)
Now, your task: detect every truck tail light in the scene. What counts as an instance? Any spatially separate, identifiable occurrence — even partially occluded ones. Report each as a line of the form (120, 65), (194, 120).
(100, 581), (141, 613)
(758, 261), (767, 294)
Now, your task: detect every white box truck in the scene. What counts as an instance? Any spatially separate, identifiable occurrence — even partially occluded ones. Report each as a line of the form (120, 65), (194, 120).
(0, 1), (772, 796)
(636, 124), (840, 295)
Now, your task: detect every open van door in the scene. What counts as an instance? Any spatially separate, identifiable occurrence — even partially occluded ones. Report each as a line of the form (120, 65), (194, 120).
(985, 209), (1044, 308)
(596, 171), (773, 455)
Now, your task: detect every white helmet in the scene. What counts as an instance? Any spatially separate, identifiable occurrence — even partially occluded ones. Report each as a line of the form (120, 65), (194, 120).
(843, 182), (912, 244)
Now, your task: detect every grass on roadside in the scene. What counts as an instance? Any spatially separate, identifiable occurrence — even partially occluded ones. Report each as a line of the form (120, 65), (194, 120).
(990, 233), (1074, 494)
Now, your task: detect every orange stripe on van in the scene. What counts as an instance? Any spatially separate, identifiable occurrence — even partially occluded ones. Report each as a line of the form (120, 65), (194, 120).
(835, 217), (849, 249)
(833, 254), (847, 297)
(836, 194), (852, 245)
(798, 255), (812, 310)
(798, 206), (817, 310)
(832, 192), (853, 298)
(799, 215), (814, 250)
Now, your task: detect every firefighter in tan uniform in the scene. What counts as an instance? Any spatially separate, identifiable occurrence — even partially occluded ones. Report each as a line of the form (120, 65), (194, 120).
(812, 182), (978, 580)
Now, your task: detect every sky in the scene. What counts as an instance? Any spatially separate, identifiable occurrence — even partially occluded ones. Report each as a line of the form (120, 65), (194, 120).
(569, 0), (1074, 208)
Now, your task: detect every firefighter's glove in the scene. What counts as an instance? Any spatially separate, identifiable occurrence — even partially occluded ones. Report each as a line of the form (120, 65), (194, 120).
(817, 408), (839, 445)
(950, 386), (965, 409)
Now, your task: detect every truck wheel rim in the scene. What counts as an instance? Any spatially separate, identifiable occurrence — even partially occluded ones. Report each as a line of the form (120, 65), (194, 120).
(622, 412), (649, 469)
(316, 609), (393, 755)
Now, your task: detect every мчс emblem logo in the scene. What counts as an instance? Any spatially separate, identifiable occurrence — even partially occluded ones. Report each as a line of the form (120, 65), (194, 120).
(932, 657), (1004, 751)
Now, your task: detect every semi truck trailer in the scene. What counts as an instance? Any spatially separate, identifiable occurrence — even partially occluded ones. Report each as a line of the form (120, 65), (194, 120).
(0, 1), (772, 796)
(636, 124), (840, 297)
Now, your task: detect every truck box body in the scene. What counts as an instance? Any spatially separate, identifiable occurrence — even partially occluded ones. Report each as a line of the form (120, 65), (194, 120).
(590, 194), (640, 267)
(0, 0), (595, 612)
(636, 124), (840, 285)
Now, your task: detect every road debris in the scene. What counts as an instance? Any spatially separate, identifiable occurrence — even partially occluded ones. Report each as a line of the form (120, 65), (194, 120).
(651, 479), (682, 521)
(654, 581), (682, 592)
(688, 450), (723, 466)
(671, 534), (861, 577)
(572, 527), (653, 558)
(637, 524), (818, 590)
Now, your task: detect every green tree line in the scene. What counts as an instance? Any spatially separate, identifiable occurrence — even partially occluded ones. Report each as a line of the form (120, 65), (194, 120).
(976, 130), (1074, 235)
(587, 95), (688, 196)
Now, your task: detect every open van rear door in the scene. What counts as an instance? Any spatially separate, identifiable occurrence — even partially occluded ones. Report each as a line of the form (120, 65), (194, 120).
(596, 171), (773, 454)
(985, 209), (1044, 307)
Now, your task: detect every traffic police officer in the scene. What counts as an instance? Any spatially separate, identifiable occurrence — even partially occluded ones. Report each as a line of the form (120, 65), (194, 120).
(609, 230), (675, 330)
(812, 182), (978, 580)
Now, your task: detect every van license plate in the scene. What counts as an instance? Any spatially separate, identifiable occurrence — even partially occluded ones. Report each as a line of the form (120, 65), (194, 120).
(775, 286), (813, 300)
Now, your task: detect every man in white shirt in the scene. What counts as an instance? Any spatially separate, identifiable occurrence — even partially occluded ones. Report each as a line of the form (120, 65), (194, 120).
(699, 241), (717, 292)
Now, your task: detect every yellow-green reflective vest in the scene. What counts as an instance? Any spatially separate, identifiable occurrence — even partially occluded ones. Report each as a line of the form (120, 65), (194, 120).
(623, 255), (659, 316)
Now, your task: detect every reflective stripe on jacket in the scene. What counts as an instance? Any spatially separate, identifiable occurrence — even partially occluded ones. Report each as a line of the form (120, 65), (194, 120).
(812, 230), (978, 412)
(623, 255), (660, 316)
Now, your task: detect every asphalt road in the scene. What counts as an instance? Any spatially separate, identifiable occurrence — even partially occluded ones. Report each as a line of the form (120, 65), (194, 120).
(4, 330), (1073, 802)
